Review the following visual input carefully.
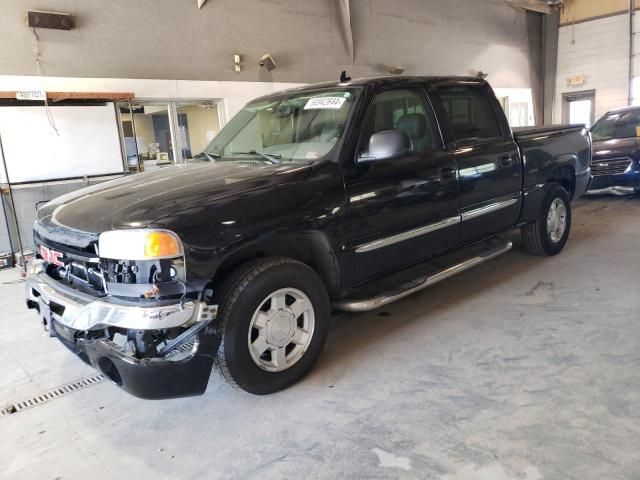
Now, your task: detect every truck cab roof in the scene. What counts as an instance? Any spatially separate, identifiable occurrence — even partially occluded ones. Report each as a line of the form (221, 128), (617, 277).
(250, 76), (489, 103)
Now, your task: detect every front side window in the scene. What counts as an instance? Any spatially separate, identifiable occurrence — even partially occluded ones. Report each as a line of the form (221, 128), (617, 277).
(590, 109), (640, 141)
(439, 85), (502, 143)
(204, 88), (361, 162)
(361, 88), (442, 154)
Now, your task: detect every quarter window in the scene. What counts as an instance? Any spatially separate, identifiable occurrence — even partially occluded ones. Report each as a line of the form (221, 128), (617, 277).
(439, 85), (502, 142)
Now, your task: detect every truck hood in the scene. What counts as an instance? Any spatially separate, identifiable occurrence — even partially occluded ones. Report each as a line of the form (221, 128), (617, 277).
(37, 161), (311, 234)
(592, 138), (640, 159)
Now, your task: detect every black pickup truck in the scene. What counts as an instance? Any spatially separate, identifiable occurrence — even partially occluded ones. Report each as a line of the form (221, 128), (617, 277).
(25, 76), (591, 399)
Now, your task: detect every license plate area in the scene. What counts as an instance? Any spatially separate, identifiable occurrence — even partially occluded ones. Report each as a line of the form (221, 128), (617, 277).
(37, 296), (69, 338)
(38, 297), (51, 324)
(51, 319), (77, 344)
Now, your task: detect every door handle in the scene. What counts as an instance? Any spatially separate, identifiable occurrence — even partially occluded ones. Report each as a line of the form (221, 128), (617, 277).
(440, 166), (456, 180)
(500, 155), (513, 167)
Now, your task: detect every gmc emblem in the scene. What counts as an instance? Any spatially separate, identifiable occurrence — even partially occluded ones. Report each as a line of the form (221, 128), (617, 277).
(39, 245), (65, 267)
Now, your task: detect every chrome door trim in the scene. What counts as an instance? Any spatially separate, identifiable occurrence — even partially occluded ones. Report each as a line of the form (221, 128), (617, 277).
(460, 196), (519, 222)
(355, 215), (460, 253)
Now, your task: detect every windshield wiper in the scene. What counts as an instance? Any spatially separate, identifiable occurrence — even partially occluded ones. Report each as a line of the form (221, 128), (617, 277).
(230, 150), (282, 164)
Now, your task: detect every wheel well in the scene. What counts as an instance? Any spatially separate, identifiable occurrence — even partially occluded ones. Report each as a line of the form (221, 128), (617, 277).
(549, 166), (576, 199)
(211, 233), (341, 297)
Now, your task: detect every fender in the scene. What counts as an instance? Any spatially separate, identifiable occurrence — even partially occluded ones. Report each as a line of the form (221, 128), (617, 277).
(193, 229), (345, 298)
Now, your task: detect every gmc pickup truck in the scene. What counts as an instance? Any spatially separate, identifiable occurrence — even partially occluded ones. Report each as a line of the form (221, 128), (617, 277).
(25, 76), (592, 399)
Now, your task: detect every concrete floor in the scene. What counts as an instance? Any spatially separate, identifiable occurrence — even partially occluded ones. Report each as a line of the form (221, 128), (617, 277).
(1, 196), (639, 480)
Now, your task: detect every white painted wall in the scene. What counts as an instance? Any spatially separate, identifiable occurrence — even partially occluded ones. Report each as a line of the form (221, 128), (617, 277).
(555, 14), (630, 122)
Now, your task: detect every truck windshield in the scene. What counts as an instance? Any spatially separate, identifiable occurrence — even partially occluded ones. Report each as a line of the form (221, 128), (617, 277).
(202, 88), (361, 162)
(590, 109), (640, 141)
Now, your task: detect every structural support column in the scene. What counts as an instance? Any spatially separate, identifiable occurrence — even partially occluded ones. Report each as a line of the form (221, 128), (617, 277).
(542, 9), (559, 124)
(629, 0), (635, 105)
(337, 0), (354, 63)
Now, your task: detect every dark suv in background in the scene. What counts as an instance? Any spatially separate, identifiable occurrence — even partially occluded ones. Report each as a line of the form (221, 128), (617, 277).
(589, 106), (640, 195)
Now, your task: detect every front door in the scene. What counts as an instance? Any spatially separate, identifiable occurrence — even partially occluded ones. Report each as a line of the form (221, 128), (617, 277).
(344, 86), (460, 285)
(434, 82), (522, 245)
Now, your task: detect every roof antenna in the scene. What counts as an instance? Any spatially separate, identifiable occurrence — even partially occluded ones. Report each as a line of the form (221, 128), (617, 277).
(339, 70), (351, 83)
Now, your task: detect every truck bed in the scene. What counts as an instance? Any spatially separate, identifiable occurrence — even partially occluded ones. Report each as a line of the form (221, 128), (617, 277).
(514, 123), (592, 202)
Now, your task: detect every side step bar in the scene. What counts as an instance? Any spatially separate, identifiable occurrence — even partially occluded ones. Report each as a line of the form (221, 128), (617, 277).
(333, 238), (513, 312)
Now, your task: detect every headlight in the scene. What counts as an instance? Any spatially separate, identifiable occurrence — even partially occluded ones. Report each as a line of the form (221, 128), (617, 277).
(98, 229), (184, 260)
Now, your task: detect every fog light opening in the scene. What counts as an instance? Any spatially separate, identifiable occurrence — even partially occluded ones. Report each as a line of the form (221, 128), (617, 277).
(26, 300), (40, 312)
(97, 357), (122, 386)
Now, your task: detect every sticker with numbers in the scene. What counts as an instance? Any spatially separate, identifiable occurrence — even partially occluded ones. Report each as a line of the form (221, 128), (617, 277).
(304, 97), (347, 110)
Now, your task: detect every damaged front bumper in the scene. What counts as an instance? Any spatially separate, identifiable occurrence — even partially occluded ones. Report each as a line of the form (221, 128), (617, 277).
(25, 260), (221, 399)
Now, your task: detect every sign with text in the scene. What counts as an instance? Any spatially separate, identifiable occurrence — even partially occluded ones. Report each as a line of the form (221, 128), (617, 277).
(15, 90), (47, 101)
(566, 75), (587, 87)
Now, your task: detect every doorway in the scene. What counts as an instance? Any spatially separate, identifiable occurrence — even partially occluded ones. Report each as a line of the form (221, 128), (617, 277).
(562, 90), (596, 128)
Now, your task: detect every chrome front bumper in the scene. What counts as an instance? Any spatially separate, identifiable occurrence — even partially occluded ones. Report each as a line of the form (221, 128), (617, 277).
(25, 260), (216, 331)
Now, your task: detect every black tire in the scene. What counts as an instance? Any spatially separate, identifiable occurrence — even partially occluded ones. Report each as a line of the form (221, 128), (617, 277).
(214, 257), (330, 395)
(521, 184), (572, 256)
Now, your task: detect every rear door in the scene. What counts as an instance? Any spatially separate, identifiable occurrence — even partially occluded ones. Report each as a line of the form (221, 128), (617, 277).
(432, 82), (522, 244)
(344, 85), (460, 284)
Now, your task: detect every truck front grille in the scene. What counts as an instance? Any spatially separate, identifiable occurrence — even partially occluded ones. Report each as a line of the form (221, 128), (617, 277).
(591, 157), (632, 176)
(68, 261), (105, 292)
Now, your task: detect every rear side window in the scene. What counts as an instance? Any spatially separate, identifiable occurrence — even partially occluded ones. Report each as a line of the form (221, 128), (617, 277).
(439, 85), (502, 142)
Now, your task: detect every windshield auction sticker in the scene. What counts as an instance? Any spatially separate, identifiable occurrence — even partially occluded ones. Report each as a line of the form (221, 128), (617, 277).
(304, 97), (347, 110)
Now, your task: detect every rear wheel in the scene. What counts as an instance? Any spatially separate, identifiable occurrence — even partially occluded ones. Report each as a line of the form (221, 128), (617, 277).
(521, 184), (572, 256)
(214, 257), (330, 394)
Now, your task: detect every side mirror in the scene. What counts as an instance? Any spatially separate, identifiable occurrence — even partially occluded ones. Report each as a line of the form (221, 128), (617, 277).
(358, 129), (412, 163)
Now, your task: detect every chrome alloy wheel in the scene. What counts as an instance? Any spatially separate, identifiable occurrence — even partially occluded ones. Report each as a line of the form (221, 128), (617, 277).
(546, 197), (567, 243)
(248, 288), (315, 372)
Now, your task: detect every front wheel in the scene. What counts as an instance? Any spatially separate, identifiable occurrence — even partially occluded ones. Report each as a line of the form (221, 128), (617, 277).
(521, 184), (572, 256)
(214, 257), (330, 394)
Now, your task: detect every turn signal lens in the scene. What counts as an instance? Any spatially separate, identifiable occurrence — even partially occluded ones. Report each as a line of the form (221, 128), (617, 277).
(144, 231), (182, 259)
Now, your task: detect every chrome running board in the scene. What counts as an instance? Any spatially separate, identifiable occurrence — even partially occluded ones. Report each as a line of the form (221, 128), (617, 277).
(333, 238), (512, 312)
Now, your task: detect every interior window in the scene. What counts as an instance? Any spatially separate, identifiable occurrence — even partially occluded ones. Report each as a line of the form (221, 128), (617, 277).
(363, 88), (442, 154)
(439, 85), (502, 142)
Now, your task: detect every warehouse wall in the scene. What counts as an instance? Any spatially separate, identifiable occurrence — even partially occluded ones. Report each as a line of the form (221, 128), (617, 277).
(555, 13), (630, 121)
(0, 0), (537, 88)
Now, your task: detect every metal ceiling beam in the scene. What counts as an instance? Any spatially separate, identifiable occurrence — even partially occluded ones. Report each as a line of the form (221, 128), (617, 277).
(337, 0), (354, 63)
(495, 0), (564, 14)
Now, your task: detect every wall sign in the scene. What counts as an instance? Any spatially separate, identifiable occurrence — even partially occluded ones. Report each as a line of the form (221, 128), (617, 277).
(566, 75), (587, 87)
(15, 90), (46, 101)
